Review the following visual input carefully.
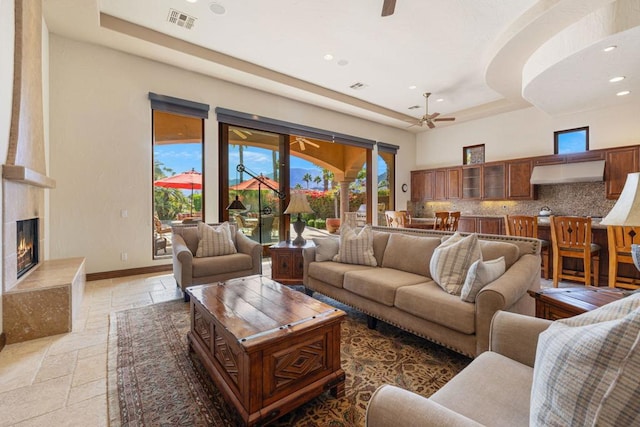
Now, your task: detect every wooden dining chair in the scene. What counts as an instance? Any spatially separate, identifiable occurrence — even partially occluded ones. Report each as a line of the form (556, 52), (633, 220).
(433, 211), (450, 230)
(607, 225), (640, 289)
(505, 215), (550, 279)
(550, 216), (600, 287)
(447, 211), (461, 232)
(385, 210), (408, 228)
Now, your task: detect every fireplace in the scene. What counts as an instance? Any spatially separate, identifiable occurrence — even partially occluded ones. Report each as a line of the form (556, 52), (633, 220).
(17, 218), (39, 278)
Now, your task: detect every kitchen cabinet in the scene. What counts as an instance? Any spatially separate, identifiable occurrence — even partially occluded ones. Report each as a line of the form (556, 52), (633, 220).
(411, 170), (435, 201)
(457, 216), (504, 235)
(462, 166), (482, 199)
(605, 146), (640, 199)
(507, 159), (536, 200)
(434, 169), (447, 200)
(447, 168), (462, 199)
(483, 163), (506, 200)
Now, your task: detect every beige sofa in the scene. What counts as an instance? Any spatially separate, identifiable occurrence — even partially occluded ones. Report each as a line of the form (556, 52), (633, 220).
(365, 311), (552, 427)
(172, 223), (262, 301)
(302, 226), (541, 357)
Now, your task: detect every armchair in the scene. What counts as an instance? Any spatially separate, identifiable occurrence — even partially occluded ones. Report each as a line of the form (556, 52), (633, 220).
(172, 223), (262, 301)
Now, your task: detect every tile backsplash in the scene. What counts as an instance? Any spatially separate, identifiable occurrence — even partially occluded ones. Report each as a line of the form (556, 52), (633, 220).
(408, 182), (616, 219)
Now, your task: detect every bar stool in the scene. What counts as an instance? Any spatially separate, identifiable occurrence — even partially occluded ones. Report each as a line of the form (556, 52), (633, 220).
(448, 212), (460, 232)
(433, 212), (449, 230)
(550, 215), (600, 287)
(607, 225), (640, 289)
(505, 215), (550, 279)
(385, 210), (409, 228)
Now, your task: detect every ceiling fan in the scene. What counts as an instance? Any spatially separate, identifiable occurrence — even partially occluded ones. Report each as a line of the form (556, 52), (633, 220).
(290, 137), (320, 151)
(381, 0), (396, 16)
(416, 92), (456, 129)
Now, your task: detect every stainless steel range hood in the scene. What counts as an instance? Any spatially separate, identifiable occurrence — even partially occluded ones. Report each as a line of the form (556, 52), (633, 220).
(530, 160), (605, 185)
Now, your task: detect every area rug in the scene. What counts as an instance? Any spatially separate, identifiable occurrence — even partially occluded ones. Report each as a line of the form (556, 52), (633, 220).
(107, 293), (471, 426)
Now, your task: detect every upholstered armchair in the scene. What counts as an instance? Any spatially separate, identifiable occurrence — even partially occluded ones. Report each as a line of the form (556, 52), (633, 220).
(172, 223), (262, 301)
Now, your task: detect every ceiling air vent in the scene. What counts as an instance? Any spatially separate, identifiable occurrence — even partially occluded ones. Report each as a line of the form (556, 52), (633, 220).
(408, 105), (421, 110)
(349, 82), (368, 90)
(167, 9), (197, 29)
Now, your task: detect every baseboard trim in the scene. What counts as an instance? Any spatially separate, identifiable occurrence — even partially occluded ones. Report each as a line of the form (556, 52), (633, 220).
(87, 264), (172, 281)
(0, 332), (6, 352)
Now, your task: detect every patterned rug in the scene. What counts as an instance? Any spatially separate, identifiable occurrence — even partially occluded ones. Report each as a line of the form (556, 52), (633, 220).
(107, 292), (471, 426)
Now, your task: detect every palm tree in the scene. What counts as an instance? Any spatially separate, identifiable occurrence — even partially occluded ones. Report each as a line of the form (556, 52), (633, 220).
(302, 172), (313, 189)
(322, 168), (334, 191)
(313, 175), (321, 188)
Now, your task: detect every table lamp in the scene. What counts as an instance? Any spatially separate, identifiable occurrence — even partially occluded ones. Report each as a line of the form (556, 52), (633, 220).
(600, 172), (640, 270)
(284, 192), (314, 245)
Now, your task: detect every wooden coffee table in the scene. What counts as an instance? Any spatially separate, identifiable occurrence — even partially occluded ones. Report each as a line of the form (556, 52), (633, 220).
(528, 286), (627, 320)
(186, 275), (346, 426)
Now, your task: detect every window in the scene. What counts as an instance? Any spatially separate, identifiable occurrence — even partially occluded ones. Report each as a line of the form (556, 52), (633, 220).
(554, 127), (589, 154)
(150, 93), (207, 259)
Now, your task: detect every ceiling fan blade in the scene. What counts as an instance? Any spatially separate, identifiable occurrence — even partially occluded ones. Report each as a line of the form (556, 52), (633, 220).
(232, 129), (247, 139)
(301, 138), (320, 148)
(427, 120), (436, 129)
(381, 0), (396, 16)
(428, 112), (440, 120)
(434, 117), (456, 122)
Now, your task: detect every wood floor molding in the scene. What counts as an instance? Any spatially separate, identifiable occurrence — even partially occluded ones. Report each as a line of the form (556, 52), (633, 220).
(87, 264), (172, 281)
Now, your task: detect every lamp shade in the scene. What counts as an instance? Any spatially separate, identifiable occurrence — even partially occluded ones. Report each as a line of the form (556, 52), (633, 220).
(284, 192), (314, 215)
(226, 196), (246, 211)
(600, 173), (640, 226)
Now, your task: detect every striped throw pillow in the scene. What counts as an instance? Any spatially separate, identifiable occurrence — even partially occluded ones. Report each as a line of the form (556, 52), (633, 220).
(530, 293), (640, 427)
(333, 224), (377, 266)
(195, 222), (237, 257)
(460, 256), (505, 302)
(430, 233), (482, 295)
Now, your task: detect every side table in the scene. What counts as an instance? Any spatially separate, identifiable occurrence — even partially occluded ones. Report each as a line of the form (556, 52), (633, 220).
(269, 241), (315, 285)
(528, 287), (626, 320)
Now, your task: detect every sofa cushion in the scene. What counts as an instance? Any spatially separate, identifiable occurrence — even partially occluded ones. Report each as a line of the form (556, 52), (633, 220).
(395, 281), (475, 334)
(313, 237), (340, 261)
(460, 257), (506, 303)
(192, 253), (252, 278)
(381, 233), (441, 277)
(333, 224), (377, 266)
(479, 240), (519, 269)
(196, 222), (237, 257)
(431, 351), (533, 427)
(177, 226), (199, 255)
(343, 268), (428, 306)
(308, 261), (375, 289)
(430, 233), (482, 295)
(530, 293), (640, 427)
(372, 231), (391, 266)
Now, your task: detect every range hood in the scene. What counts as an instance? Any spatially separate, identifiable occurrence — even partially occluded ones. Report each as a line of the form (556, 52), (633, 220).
(530, 160), (605, 185)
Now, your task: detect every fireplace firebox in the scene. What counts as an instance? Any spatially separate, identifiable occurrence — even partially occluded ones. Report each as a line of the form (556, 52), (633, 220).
(17, 218), (39, 278)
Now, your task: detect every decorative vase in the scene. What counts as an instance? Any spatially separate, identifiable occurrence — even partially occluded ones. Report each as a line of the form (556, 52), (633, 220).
(326, 218), (341, 234)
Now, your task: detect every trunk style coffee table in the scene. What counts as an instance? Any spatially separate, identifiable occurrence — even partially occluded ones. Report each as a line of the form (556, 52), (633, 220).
(186, 275), (346, 426)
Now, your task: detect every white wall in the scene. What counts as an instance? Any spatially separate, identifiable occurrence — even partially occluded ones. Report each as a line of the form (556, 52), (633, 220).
(48, 35), (416, 274)
(416, 99), (640, 168)
(0, 0), (16, 336)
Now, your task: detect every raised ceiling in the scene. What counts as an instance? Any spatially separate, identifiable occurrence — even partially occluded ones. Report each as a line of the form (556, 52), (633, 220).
(43, 0), (639, 131)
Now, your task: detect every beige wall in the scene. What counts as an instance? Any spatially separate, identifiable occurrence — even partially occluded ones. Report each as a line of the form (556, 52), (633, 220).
(48, 35), (416, 274)
(0, 0), (16, 336)
(416, 100), (640, 169)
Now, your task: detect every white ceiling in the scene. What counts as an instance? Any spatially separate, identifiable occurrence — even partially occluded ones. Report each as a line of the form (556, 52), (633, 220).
(43, 0), (639, 131)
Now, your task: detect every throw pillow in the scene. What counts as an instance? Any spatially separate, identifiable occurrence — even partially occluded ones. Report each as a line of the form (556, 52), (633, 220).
(333, 224), (377, 266)
(195, 222), (237, 257)
(460, 256), (505, 302)
(530, 294), (640, 427)
(429, 233), (482, 295)
(313, 237), (340, 262)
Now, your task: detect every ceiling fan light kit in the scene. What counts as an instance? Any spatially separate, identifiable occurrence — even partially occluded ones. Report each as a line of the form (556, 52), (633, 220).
(416, 92), (456, 129)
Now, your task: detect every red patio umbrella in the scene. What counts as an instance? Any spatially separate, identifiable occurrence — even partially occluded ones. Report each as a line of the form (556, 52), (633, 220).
(230, 175), (280, 191)
(154, 168), (202, 215)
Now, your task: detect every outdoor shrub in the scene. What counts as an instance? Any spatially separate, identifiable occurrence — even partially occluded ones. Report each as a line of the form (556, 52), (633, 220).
(307, 219), (316, 228)
(315, 219), (326, 229)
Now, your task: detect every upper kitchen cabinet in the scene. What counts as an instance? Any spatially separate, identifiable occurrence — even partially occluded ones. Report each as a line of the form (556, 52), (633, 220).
(411, 170), (435, 201)
(462, 165), (482, 199)
(447, 167), (462, 199)
(483, 163), (506, 200)
(507, 159), (536, 200)
(605, 146), (640, 199)
(434, 169), (447, 200)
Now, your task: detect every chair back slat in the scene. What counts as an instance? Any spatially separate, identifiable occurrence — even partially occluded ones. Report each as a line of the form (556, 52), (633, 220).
(551, 216), (592, 249)
(505, 215), (538, 238)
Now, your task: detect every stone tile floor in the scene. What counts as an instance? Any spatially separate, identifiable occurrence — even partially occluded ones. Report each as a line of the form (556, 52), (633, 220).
(0, 255), (572, 426)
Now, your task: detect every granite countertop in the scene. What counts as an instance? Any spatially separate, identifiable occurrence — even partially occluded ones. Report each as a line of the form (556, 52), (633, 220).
(537, 216), (606, 229)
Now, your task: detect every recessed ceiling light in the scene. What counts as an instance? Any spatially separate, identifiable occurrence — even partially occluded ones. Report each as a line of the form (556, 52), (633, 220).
(436, 98), (444, 102)
(609, 76), (625, 83)
(408, 85), (417, 90)
(209, 2), (226, 14)
(617, 90), (631, 96)
(323, 54), (333, 61)
(337, 59), (349, 66)
(186, 0), (197, 3)
(603, 45), (617, 52)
